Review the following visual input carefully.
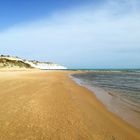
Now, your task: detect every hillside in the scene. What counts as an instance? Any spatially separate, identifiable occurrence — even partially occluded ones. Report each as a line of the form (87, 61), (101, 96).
(0, 57), (32, 68)
(0, 55), (67, 70)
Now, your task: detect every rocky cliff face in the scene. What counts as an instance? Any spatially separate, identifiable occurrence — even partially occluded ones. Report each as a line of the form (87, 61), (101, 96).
(0, 55), (67, 70)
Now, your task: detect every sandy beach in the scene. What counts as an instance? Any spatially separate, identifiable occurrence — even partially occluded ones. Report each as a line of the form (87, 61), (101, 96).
(0, 70), (139, 140)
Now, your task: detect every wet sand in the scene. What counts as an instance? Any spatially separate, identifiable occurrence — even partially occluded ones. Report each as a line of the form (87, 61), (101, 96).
(0, 70), (139, 140)
(71, 72), (140, 130)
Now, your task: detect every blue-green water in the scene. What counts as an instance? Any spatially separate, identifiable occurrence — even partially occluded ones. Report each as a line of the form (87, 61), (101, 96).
(72, 70), (140, 106)
(72, 70), (140, 129)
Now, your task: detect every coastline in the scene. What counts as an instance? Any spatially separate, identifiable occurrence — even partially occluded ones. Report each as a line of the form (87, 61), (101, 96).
(0, 70), (139, 140)
(71, 72), (140, 130)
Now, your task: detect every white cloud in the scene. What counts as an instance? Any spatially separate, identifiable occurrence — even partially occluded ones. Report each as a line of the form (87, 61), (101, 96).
(0, 0), (140, 68)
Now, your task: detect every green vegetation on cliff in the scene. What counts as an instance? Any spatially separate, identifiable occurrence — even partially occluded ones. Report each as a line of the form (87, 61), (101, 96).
(0, 58), (32, 68)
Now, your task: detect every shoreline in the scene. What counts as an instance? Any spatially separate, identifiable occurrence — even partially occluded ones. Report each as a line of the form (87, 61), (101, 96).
(71, 72), (140, 130)
(0, 70), (139, 139)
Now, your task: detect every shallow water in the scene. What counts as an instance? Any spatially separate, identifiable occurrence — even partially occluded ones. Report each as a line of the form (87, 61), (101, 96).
(72, 70), (140, 129)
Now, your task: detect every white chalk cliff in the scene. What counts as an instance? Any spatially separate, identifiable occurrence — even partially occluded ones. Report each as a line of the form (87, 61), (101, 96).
(26, 60), (67, 70)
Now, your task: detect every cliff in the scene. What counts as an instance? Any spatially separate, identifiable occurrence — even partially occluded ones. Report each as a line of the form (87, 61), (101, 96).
(0, 55), (67, 70)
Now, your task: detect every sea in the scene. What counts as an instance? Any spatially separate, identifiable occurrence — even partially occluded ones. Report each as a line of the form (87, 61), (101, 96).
(71, 69), (140, 129)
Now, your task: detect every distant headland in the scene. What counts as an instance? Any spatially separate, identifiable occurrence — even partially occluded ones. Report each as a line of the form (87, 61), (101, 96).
(0, 55), (67, 70)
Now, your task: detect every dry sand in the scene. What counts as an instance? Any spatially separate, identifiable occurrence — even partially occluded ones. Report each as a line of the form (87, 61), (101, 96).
(0, 70), (139, 140)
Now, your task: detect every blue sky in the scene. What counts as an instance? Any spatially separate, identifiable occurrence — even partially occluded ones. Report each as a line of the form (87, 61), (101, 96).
(0, 0), (98, 30)
(0, 0), (140, 69)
